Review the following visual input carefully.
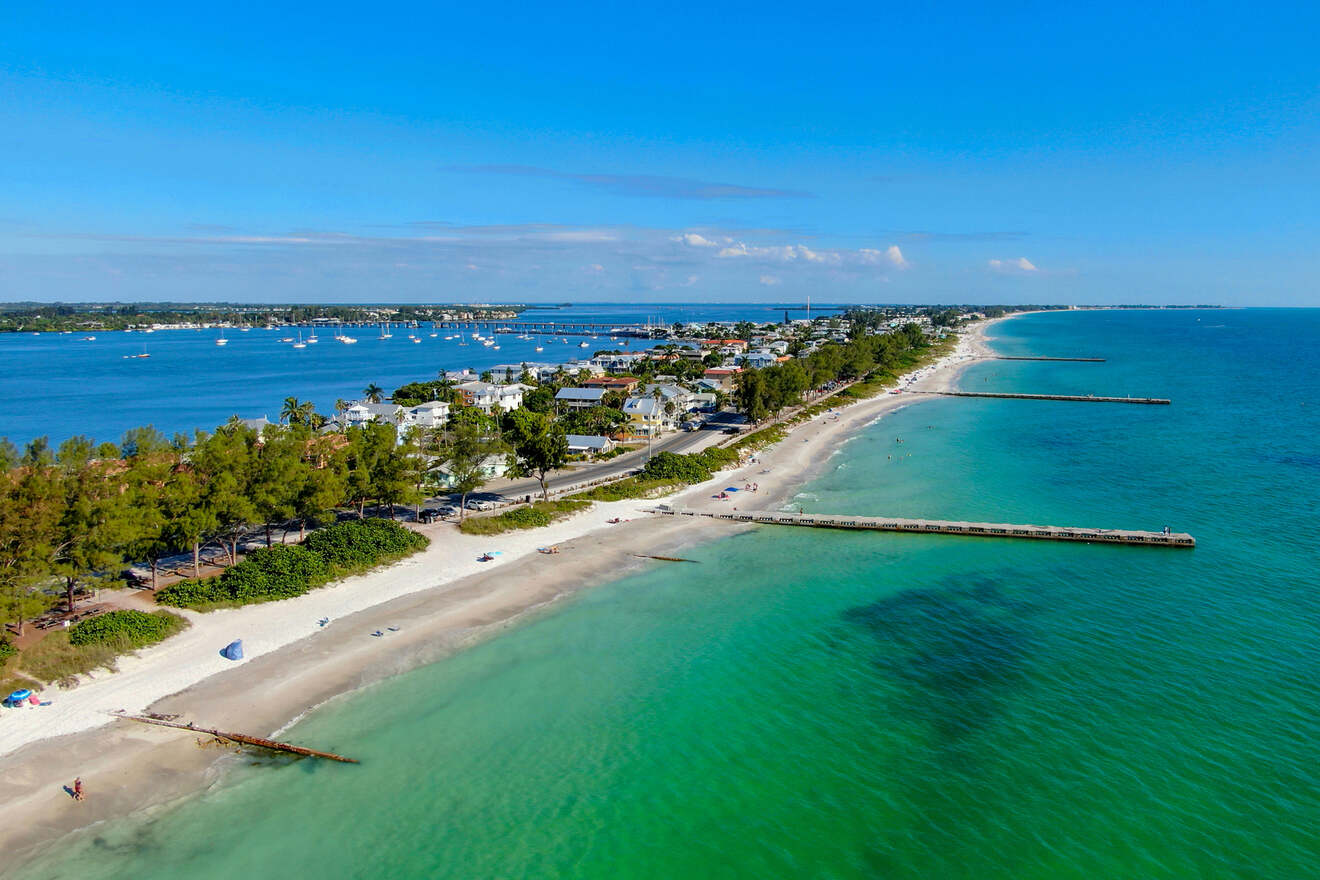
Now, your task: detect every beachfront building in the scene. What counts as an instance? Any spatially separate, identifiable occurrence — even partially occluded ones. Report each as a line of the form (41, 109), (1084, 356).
(565, 434), (615, 458)
(555, 387), (609, 411)
(454, 381), (528, 414)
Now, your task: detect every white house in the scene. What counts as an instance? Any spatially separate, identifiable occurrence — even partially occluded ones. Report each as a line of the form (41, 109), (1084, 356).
(403, 400), (450, 428)
(431, 454), (509, 487)
(343, 401), (403, 426)
(640, 383), (697, 413)
(455, 381), (527, 414)
(566, 434), (615, 457)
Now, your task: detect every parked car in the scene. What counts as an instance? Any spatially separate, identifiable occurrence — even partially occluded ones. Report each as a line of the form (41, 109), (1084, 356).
(465, 499), (497, 511)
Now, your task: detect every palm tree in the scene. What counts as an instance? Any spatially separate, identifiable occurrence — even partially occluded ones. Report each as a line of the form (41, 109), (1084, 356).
(280, 396), (302, 425)
(363, 383), (384, 404)
(298, 401), (317, 426)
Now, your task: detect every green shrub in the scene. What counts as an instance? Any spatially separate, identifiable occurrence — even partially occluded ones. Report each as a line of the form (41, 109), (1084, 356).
(155, 577), (228, 607)
(222, 545), (330, 601)
(639, 447), (739, 483)
(569, 477), (681, 502)
(0, 638), (16, 663)
(458, 500), (591, 536)
(68, 610), (187, 649)
(303, 518), (428, 567)
(157, 519), (430, 610)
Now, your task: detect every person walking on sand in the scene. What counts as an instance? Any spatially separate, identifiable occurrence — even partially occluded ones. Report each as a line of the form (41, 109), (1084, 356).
(73, 777), (84, 801)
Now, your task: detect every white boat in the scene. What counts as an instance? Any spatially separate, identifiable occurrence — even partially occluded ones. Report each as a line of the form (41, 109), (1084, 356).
(292, 332), (306, 349)
(379, 323), (392, 339)
(579, 341), (589, 348)
(239, 327), (251, 332)
(280, 337), (295, 343)
(215, 329), (228, 346)
(307, 331), (319, 344)
(535, 345), (544, 352)
(429, 332), (438, 338)
(81, 336), (97, 341)
(413, 338), (422, 344)
(492, 344), (500, 350)
(340, 335), (358, 344)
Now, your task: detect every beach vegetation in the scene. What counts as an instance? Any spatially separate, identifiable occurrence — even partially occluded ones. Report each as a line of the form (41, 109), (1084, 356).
(67, 609), (187, 649)
(639, 448), (738, 483)
(16, 610), (188, 687)
(458, 499), (591, 536)
(568, 477), (683, 502)
(156, 519), (428, 610)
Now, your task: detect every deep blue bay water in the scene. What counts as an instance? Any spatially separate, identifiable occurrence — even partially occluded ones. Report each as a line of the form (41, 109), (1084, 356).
(14, 308), (1320, 879)
(0, 302), (807, 447)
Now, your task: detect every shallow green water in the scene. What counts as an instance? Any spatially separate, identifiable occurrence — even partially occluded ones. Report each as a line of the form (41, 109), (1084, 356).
(17, 310), (1320, 879)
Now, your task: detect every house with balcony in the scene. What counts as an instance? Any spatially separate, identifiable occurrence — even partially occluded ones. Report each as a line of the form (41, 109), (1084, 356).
(621, 395), (668, 436)
(403, 400), (450, 428)
(639, 383), (697, 413)
(555, 387), (609, 411)
(343, 401), (404, 426)
(454, 381), (528, 414)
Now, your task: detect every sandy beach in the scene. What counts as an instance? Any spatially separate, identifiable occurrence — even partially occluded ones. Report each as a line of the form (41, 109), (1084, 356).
(0, 316), (1008, 861)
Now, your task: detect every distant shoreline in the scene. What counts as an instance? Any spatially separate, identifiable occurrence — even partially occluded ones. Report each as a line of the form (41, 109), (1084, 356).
(0, 315), (1015, 868)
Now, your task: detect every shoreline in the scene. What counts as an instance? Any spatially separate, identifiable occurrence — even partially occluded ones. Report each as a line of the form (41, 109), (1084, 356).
(0, 315), (1012, 864)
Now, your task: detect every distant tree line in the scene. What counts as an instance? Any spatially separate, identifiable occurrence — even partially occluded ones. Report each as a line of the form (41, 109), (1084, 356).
(733, 323), (928, 423)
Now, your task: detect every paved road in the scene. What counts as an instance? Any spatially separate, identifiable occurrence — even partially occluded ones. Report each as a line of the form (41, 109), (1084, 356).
(425, 411), (746, 508)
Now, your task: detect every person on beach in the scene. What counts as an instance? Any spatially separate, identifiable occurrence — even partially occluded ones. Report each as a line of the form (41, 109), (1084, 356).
(73, 777), (84, 801)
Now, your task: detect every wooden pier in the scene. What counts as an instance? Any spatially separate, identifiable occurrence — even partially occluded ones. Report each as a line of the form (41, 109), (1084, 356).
(113, 713), (360, 763)
(912, 391), (1170, 405)
(651, 508), (1195, 548)
(994, 356), (1105, 362)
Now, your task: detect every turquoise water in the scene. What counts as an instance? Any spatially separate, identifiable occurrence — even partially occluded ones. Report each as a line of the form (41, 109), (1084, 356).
(16, 310), (1320, 879)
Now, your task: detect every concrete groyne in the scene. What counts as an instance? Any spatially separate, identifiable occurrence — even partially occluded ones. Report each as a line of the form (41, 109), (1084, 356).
(911, 391), (1170, 405)
(652, 508), (1195, 548)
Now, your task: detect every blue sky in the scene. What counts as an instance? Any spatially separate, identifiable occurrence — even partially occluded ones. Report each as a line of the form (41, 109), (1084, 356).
(2, 1), (1317, 305)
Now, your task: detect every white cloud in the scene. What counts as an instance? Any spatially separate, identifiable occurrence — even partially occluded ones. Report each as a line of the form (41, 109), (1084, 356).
(860, 245), (909, 269)
(584, 263), (605, 273)
(675, 232), (720, 248)
(759, 274), (781, 286)
(989, 257), (1038, 273)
